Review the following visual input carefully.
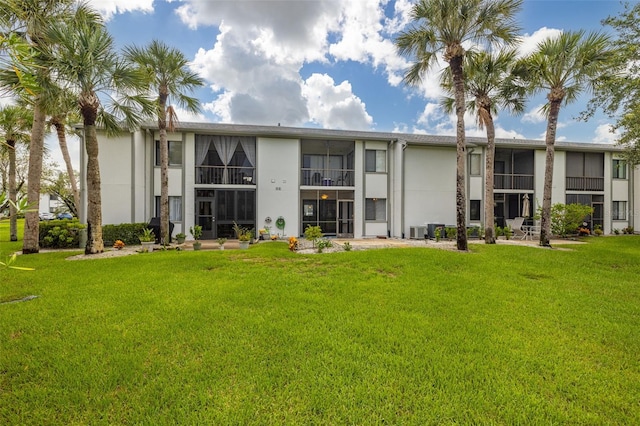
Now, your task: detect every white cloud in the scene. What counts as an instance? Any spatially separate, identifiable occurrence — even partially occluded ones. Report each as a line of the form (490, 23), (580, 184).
(517, 27), (563, 57)
(44, 133), (80, 172)
(302, 74), (373, 130)
(522, 104), (547, 124)
(592, 123), (618, 144)
(87, 0), (154, 21)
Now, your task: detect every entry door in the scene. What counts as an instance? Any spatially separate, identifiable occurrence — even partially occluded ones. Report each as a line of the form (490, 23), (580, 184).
(338, 200), (354, 237)
(196, 194), (216, 239)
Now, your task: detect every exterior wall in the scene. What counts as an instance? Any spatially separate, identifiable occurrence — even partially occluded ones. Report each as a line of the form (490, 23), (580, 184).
(634, 164), (639, 229)
(353, 140), (364, 238)
(363, 141), (389, 237)
(533, 149), (566, 209)
(403, 145), (456, 236)
(98, 132), (134, 225)
(389, 140), (403, 237)
(131, 130), (148, 224)
(611, 155), (630, 232)
(256, 137), (300, 238)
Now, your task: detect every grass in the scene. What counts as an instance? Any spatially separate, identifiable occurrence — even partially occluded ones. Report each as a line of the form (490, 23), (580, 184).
(1, 222), (639, 424)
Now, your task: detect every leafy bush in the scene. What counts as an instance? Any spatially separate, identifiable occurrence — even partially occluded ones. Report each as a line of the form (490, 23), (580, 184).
(304, 225), (323, 247)
(548, 203), (594, 237)
(39, 219), (85, 249)
(316, 238), (333, 253)
(102, 223), (149, 246)
(445, 227), (456, 240)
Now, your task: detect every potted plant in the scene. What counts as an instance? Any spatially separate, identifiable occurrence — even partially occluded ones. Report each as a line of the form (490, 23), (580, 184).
(233, 222), (252, 249)
(175, 232), (186, 244)
(217, 237), (227, 250)
(139, 228), (155, 252)
(190, 225), (202, 250)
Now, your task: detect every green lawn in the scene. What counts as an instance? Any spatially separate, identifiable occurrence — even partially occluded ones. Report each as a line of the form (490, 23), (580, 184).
(1, 227), (639, 424)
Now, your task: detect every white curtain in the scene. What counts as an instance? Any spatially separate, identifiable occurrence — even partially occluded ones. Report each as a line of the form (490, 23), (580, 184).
(240, 137), (256, 181)
(195, 135), (211, 166)
(213, 136), (239, 183)
(169, 196), (182, 221)
(240, 137), (256, 166)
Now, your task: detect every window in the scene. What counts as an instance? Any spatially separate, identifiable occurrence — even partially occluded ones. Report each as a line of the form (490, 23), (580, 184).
(613, 201), (627, 220)
(155, 196), (183, 221)
(613, 159), (627, 179)
(365, 198), (386, 221)
(469, 153), (482, 176)
(470, 200), (481, 221)
(365, 150), (386, 172)
(155, 140), (182, 166)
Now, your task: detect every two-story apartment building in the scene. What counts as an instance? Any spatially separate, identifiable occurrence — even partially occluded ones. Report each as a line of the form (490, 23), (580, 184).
(79, 122), (637, 240)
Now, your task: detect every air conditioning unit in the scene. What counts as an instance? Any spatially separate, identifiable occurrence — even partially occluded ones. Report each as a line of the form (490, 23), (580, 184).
(409, 226), (427, 239)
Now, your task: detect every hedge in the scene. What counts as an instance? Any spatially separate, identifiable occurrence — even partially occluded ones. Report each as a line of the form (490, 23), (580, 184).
(102, 223), (149, 246)
(39, 220), (85, 249)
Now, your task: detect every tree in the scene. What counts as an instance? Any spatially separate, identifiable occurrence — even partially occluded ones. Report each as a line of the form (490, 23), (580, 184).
(441, 49), (526, 244)
(124, 40), (204, 245)
(518, 31), (612, 247)
(585, 2), (640, 165)
(0, 105), (32, 241)
(42, 171), (77, 216)
(45, 5), (154, 254)
(0, 0), (77, 254)
(395, 0), (522, 251)
(46, 87), (81, 217)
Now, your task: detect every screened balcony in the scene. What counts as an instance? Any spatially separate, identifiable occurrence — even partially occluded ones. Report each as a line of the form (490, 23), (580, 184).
(301, 139), (355, 187)
(494, 149), (534, 190)
(195, 135), (256, 185)
(565, 152), (604, 191)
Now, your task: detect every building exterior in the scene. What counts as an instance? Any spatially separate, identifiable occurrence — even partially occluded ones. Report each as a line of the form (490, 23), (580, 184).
(79, 122), (637, 240)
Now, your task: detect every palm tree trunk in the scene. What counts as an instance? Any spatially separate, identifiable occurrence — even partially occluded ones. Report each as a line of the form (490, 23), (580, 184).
(451, 57), (468, 251)
(484, 115), (496, 244)
(540, 98), (562, 247)
(84, 123), (104, 254)
(8, 139), (18, 242)
(22, 101), (46, 254)
(53, 119), (80, 217)
(159, 126), (169, 245)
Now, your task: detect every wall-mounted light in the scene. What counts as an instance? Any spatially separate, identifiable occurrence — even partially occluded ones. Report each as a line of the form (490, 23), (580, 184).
(321, 193), (329, 200)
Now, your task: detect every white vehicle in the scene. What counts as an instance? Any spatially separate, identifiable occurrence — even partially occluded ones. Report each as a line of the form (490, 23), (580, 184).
(39, 212), (55, 220)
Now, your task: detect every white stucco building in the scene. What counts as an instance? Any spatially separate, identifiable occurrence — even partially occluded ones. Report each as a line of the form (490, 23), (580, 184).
(79, 122), (638, 240)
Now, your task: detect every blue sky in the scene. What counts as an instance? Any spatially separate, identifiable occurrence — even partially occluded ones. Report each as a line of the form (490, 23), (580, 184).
(39, 0), (627, 168)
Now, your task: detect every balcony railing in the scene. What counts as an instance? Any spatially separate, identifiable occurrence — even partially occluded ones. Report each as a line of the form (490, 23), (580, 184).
(566, 176), (604, 191)
(196, 166), (255, 185)
(494, 173), (534, 190)
(301, 168), (354, 186)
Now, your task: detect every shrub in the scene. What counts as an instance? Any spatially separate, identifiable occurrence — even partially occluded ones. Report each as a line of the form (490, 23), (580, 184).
(342, 241), (352, 251)
(102, 223), (149, 246)
(39, 219), (85, 249)
(540, 203), (594, 237)
(503, 226), (512, 240)
(445, 227), (456, 240)
(316, 238), (333, 253)
(304, 225), (323, 247)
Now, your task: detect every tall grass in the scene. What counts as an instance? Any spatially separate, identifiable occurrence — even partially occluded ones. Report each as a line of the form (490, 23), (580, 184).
(1, 237), (639, 424)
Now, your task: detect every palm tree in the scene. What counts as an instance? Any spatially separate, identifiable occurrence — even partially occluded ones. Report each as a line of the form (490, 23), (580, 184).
(0, 105), (32, 241)
(518, 31), (612, 247)
(395, 0), (522, 251)
(45, 5), (154, 254)
(124, 40), (204, 245)
(442, 50), (526, 244)
(0, 0), (77, 254)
